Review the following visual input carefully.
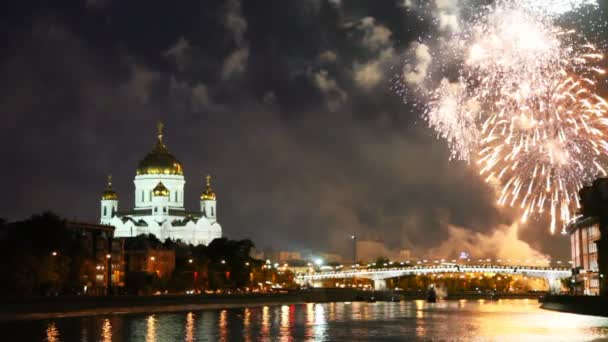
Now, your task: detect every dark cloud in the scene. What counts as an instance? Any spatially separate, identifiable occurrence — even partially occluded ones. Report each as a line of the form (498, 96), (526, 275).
(0, 0), (577, 260)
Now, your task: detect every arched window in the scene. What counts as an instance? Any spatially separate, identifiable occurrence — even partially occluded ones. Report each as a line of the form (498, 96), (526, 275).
(103, 206), (107, 216)
(141, 190), (145, 202)
(211, 207), (214, 216)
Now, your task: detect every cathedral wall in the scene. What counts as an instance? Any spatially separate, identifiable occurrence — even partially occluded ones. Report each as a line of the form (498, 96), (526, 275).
(134, 175), (185, 209)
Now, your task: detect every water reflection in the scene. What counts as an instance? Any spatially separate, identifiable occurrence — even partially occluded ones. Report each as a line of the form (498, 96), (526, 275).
(261, 305), (270, 338)
(313, 303), (327, 340)
(185, 312), (195, 342)
(219, 309), (228, 341)
(280, 305), (290, 340)
(146, 315), (156, 342)
(45, 322), (59, 342)
(101, 318), (112, 342)
(9, 300), (608, 341)
(242, 308), (252, 342)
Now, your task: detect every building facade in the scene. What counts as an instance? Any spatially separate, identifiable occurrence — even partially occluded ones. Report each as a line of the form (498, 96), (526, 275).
(568, 217), (601, 295)
(100, 122), (222, 246)
(567, 177), (608, 296)
(125, 248), (176, 279)
(65, 221), (124, 295)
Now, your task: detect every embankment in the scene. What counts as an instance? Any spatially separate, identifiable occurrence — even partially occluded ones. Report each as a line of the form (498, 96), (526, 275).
(0, 289), (361, 321)
(540, 295), (608, 317)
(0, 290), (544, 322)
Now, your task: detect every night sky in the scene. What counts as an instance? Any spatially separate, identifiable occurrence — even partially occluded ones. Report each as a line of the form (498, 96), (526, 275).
(4, 0), (605, 260)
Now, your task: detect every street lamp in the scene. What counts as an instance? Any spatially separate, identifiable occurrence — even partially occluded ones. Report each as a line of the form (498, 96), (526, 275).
(315, 258), (323, 266)
(51, 251), (58, 257)
(188, 258), (193, 264)
(106, 254), (111, 259)
(221, 260), (226, 264)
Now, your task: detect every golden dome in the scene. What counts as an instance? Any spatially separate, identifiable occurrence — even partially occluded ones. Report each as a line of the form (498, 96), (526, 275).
(136, 121), (184, 176)
(102, 175), (118, 200)
(153, 182), (170, 197)
(201, 174), (216, 200)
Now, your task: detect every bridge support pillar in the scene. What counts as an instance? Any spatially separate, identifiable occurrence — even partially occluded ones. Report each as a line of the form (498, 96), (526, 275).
(373, 279), (387, 291)
(547, 277), (561, 294)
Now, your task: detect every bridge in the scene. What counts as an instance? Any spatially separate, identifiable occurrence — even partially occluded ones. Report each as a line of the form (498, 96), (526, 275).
(295, 264), (572, 292)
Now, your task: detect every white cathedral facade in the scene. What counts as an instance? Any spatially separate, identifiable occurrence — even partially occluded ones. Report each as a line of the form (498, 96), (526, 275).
(100, 122), (222, 245)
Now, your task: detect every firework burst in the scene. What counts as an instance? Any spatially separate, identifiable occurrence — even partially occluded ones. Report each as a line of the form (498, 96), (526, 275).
(404, 0), (607, 233)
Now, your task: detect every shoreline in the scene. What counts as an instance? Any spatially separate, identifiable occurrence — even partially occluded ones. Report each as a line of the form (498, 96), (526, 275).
(0, 290), (542, 322)
(0, 300), (310, 322)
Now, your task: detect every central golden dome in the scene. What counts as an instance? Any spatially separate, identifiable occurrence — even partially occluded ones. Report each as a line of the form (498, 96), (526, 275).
(136, 121), (184, 176)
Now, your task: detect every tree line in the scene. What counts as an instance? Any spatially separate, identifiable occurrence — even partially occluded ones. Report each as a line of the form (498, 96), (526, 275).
(0, 212), (278, 296)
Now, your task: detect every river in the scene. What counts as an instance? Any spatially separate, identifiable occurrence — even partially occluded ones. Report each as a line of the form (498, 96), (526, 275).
(2, 299), (608, 341)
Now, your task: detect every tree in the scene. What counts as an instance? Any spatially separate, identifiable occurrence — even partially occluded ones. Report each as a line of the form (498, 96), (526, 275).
(0, 212), (91, 295)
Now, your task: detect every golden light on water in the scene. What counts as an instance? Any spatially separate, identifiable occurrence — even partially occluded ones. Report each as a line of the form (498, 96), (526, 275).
(185, 312), (195, 342)
(101, 318), (112, 342)
(31, 300), (608, 340)
(45, 323), (59, 342)
(219, 309), (228, 342)
(146, 315), (156, 342)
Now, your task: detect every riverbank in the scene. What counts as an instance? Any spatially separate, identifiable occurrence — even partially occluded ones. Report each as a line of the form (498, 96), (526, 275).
(0, 290), (543, 322)
(540, 295), (608, 317)
(0, 289), (362, 322)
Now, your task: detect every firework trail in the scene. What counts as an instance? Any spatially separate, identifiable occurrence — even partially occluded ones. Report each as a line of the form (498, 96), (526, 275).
(400, 0), (606, 233)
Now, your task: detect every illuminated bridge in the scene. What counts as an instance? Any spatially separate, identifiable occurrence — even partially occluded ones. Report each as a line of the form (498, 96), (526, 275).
(295, 264), (571, 292)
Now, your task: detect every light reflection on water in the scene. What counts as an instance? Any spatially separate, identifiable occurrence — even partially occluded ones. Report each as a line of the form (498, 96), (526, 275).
(101, 318), (112, 342)
(45, 322), (59, 342)
(184, 312), (194, 342)
(5, 299), (608, 341)
(145, 314), (155, 342)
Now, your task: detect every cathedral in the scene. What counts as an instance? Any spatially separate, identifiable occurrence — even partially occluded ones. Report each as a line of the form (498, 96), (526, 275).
(100, 122), (222, 246)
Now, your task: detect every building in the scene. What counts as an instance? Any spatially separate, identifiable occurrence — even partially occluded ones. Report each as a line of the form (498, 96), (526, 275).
(568, 217), (600, 295)
(567, 178), (608, 296)
(124, 237), (176, 279)
(100, 121), (222, 246)
(263, 250), (302, 263)
(65, 221), (124, 295)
